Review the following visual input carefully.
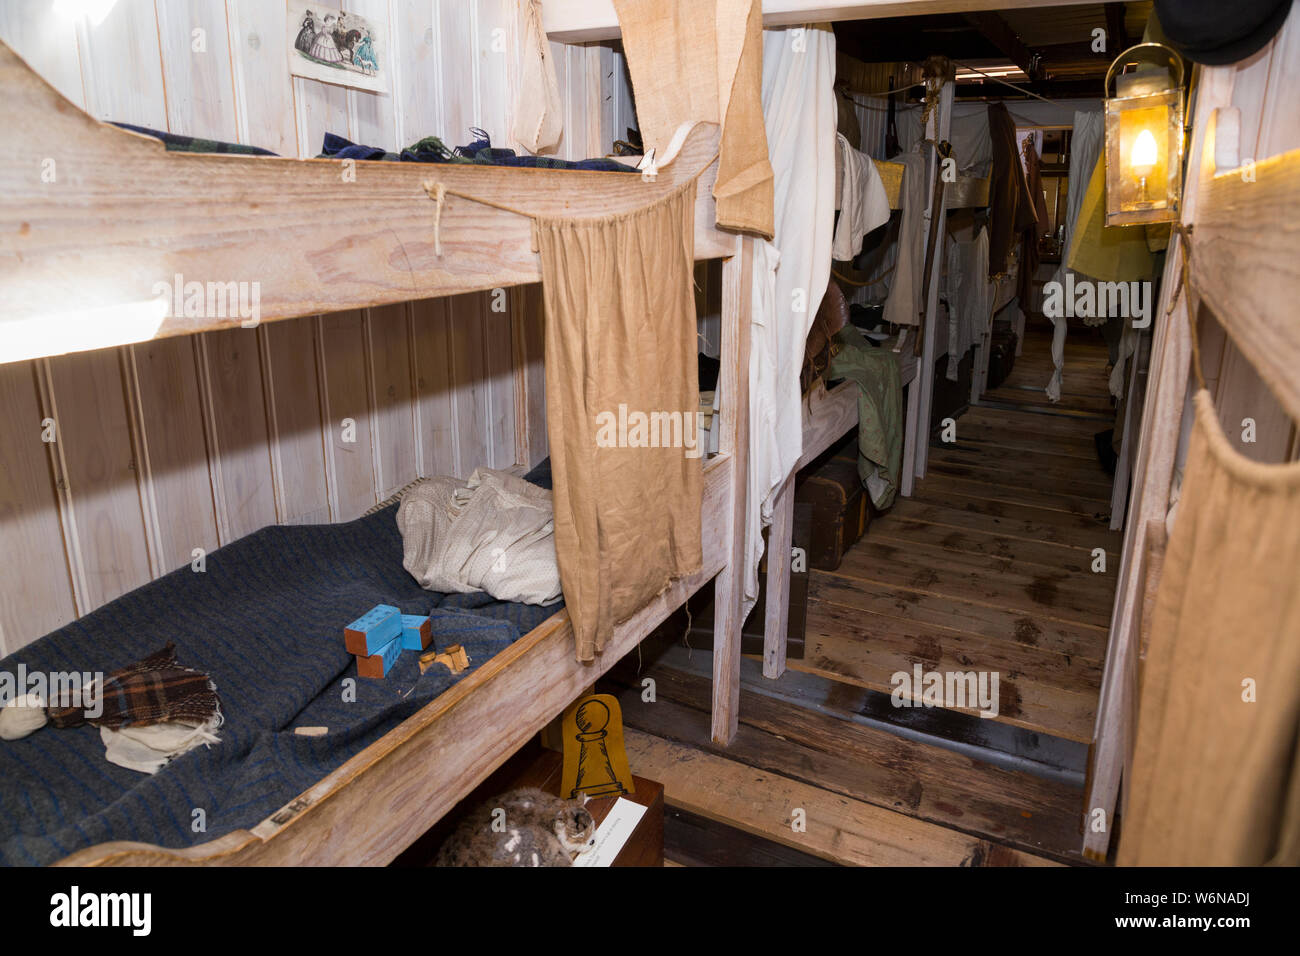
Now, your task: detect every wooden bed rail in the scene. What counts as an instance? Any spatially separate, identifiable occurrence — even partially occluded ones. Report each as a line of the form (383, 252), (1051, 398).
(0, 39), (735, 361)
(55, 453), (735, 866)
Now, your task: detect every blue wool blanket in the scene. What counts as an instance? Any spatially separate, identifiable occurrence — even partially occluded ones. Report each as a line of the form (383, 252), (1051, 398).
(0, 506), (558, 866)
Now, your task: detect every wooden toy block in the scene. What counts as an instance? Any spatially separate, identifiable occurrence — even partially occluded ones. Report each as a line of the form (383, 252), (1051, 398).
(400, 614), (432, 651)
(344, 604), (402, 656)
(356, 634), (403, 679)
(418, 643), (470, 675)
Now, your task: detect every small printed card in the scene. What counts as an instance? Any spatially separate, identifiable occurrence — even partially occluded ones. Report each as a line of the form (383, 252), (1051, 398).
(572, 798), (647, 868)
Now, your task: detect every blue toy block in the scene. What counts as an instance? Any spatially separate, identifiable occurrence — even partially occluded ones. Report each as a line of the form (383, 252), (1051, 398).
(344, 604), (401, 656)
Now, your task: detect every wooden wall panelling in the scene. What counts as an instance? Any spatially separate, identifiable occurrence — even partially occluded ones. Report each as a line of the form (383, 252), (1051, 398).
(439, 0), (479, 146)
(366, 303), (420, 498)
(391, 0), (442, 147)
(226, 0), (299, 155)
(125, 338), (220, 569)
(410, 297), (459, 479)
(197, 328), (279, 539)
(514, 283), (549, 468)
(155, 0), (239, 143)
(484, 290), (518, 469)
(447, 293), (492, 476)
(0, 0), (84, 108)
(41, 350), (154, 610)
(0, 363), (77, 654)
(261, 316), (331, 525)
(318, 311), (378, 520)
(73, 0), (167, 127)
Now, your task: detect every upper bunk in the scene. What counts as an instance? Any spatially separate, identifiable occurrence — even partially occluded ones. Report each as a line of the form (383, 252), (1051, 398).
(0, 39), (735, 360)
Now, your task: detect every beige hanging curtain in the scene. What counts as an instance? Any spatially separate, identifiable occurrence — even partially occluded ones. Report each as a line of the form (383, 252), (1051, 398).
(612, 0), (773, 238)
(536, 183), (704, 662)
(1119, 390), (1300, 866)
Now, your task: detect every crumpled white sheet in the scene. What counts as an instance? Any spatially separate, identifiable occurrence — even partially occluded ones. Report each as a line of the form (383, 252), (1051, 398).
(944, 226), (993, 381)
(101, 717), (222, 774)
(832, 132), (891, 261)
(396, 468), (562, 607)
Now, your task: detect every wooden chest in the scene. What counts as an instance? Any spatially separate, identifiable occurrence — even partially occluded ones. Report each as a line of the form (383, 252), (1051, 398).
(794, 441), (871, 572)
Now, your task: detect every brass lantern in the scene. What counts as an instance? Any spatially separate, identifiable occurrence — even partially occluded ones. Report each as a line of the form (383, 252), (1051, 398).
(1103, 43), (1185, 226)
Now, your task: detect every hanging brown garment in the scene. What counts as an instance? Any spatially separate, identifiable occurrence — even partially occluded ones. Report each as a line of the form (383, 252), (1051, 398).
(535, 183), (704, 661)
(986, 102), (1037, 279)
(612, 0), (773, 238)
(1119, 390), (1300, 866)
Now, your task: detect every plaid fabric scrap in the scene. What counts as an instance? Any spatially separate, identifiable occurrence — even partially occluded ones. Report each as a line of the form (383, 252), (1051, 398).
(47, 642), (221, 730)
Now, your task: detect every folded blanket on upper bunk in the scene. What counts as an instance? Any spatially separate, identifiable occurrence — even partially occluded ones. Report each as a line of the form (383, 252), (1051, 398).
(318, 130), (635, 172)
(110, 122), (632, 172)
(0, 505), (558, 867)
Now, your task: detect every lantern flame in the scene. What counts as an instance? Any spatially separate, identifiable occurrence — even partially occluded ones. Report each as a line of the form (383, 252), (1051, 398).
(1130, 128), (1159, 173)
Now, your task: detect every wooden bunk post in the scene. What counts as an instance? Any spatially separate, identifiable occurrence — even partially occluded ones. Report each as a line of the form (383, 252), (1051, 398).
(762, 473), (795, 678)
(911, 77), (954, 484)
(711, 237), (755, 745)
(1082, 66), (1236, 862)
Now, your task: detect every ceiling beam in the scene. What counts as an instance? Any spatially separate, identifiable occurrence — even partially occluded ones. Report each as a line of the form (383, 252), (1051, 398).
(544, 0), (1105, 44)
(1105, 2), (1130, 52)
(961, 11), (1038, 80)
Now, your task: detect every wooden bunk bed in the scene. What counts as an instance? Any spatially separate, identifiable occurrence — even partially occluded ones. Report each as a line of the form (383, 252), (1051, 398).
(0, 39), (755, 866)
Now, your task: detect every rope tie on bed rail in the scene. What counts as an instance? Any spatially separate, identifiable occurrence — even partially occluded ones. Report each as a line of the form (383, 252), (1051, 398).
(422, 152), (719, 258)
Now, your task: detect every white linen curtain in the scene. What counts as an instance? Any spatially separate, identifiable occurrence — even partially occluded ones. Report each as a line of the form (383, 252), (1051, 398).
(742, 24), (837, 618)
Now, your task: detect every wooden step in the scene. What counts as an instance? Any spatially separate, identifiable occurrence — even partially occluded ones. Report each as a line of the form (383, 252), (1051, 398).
(884, 498), (1121, 555)
(915, 472), (1112, 520)
(799, 599), (1099, 742)
(903, 488), (1120, 550)
(623, 728), (1066, 867)
(809, 572), (1108, 661)
(832, 539), (1115, 628)
(609, 666), (1087, 859)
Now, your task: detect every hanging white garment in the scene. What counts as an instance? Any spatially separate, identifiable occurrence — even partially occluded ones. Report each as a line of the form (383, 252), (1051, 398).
(742, 24), (837, 616)
(511, 0), (564, 154)
(944, 227), (993, 381)
(832, 132), (891, 261)
(1046, 111), (1104, 402)
(881, 150), (927, 329)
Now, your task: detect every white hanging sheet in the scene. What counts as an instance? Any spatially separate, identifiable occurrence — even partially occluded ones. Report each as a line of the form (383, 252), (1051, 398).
(832, 132), (891, 261)
(742, 24), (837, 617)
(1047, 110), (1104, 402)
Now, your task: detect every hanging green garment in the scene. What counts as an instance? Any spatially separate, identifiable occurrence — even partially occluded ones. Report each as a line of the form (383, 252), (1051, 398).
(1066, 153), (1157, 282)
(827, 325), (903, 510)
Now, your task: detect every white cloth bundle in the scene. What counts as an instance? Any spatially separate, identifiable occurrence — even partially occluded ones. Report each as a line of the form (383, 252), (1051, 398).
(396, 468), (562, 607)
(832, 132), (891, 261)
(0, 693), (47, 741)
(101, 717), (222, 774)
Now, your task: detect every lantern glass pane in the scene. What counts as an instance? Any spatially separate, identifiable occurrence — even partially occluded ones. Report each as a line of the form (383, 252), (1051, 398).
(1104, 88), (1183, 225)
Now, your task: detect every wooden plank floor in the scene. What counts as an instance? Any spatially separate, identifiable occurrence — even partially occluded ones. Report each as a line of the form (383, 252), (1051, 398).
(601, 660), (1074, 866)
(600, 322), (1113, 867)
(794, 323), (1119, 744)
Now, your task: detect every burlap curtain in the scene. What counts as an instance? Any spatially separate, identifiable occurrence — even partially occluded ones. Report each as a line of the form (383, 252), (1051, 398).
(536, 183), (703, 661)
(1119, 390), (1300, 865)
(612, 0), (773, 238)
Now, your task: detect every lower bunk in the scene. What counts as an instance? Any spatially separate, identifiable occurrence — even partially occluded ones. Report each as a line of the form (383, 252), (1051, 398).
(1, 455), (734, 867)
